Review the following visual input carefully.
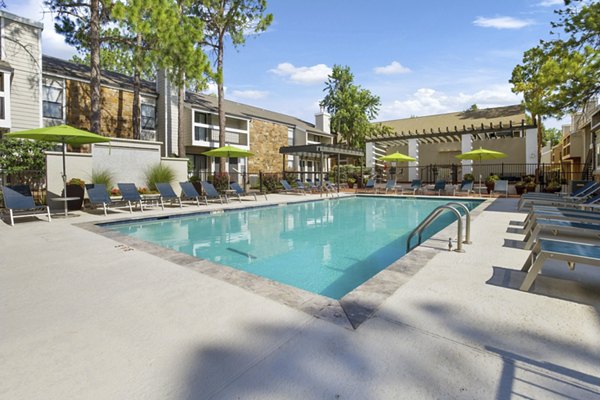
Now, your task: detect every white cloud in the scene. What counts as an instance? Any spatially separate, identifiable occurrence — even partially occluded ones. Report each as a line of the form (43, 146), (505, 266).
(202, 82), (225, 96)
(379, 84), (521, 120)
(537, 0), (563, 6)
(6, 0), (78, 59)
(230, 90), (268, 100)
(473, 16), (534, 29)
(374, 61), (411, 75)
(269, 62), (332, 85)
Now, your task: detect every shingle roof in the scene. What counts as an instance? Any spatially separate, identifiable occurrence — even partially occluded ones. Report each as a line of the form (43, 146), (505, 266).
(185, 92), (329, 136)
(42, 55), (157, 95)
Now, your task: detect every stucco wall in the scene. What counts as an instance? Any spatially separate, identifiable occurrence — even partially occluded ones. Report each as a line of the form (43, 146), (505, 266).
(248, 119), (287, 172)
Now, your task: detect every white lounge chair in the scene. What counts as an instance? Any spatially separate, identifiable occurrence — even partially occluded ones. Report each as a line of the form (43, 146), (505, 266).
(522, 217), (600, 250)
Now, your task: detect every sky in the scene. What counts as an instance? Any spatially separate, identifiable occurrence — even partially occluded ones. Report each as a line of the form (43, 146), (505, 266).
(6, 0), (568, 128)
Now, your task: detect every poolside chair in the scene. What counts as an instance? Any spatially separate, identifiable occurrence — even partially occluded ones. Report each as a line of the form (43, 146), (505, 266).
(156, 183), (182, 209)
(179, 182), (202, 206)
(305, 178), (321, 192)
(425, 180), (447, 196)
(1, 185), (51, 226)
(492, 180), (509, 197)
(230, 181), (264, 201)
(324, 180), (339, 196)
(200, 181), (227, 204)
(453, 180), (473, 196)
(520, 181), (597, 201)
(517, 182), (600, 210)
(117, 183), (145, 212)
(522, 217), (600, 250)
(85, 183), (119, 215)
(295, 179), (313, 193)
(401, 179), (423, 195)
(523, 206), (600, 234)
(378, 179), (398, 194)
(519, 238), (600, 291)
(280, 179), (305, 195)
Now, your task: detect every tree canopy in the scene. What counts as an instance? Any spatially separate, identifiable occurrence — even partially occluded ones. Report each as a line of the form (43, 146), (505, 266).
(320, 65), (381, 149)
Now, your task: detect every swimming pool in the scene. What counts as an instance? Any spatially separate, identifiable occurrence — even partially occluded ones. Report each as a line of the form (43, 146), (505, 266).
(109, 197), (482, 299)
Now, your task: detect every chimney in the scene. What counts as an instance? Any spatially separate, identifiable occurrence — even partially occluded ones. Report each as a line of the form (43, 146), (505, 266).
(156, 69), (179, 157)
(315, 106), (330, 134)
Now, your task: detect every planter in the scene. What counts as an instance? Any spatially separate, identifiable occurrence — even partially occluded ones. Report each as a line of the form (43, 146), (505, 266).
(485, 182), (495, 194)
(515, 186), (526, 195)
(525, 184), (537, 193)
(65, 184), (85, 210)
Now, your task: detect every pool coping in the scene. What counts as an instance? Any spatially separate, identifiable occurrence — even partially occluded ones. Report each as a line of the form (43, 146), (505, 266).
(75, 194), (493, 330)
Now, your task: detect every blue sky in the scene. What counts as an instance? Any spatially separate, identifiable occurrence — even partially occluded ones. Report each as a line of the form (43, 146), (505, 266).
(8, 0), (567, 128)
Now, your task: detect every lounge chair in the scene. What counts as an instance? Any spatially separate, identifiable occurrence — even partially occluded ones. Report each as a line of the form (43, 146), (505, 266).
(295, 179), (313, 193)
(156, 183), (182, 209)
(425, 180), (447, 196)
(519, 238), (600, 291)
(179, 182), (202, 206)
(85, 183), (120, 215)
(305, 179), (321, 192)
(492, 180), (509, 197)
(378, 179), (398, 194)
(518, 182), (600, 210)
(401, 179), (423, 195)
(324, 180), (339, 196)
(522, 206), (600, 234)
(522, 217), (600, 250)
(230, 182), (264, 201)
(362, 179), (375, 192)
(1, 185), (51, 226)
(280, 179), (305, 195)
(200, 181), (227, 204)
(117, 183), (145, 212)
(453, 180), (473, 196)
(520, 181), (597, 201)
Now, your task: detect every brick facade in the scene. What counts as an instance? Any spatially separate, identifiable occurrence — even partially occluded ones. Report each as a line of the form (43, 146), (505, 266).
(66, 80), (135, 138)
(248, 119), (287, 172)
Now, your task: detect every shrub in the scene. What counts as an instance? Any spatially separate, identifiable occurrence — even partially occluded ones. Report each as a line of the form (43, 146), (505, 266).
(485, 174), (500, 184)
(144, 163), (175, 191)
(67, 178), (85, 187)
(91, 168), (114, 191)
(261, 174), (279, 193)
(463, 173), (475, 181)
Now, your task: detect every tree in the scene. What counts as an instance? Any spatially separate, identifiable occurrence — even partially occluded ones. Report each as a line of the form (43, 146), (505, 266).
(46, 0), (115, 134)
(320, 65), (381, 149)
(543, 127), (562, 147)
(0, 138), (54, 174)
(193, 0), (273, 172)
(465, 104), (478, 112)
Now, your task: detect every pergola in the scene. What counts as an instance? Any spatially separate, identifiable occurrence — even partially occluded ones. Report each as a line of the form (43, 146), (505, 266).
(279, 143), (364, 189)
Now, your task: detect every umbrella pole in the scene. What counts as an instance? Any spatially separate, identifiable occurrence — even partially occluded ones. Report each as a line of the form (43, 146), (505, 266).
(62, 141), (67, 200)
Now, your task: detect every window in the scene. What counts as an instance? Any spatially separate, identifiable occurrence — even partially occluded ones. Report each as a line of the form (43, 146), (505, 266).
(0, 72), (4, 120)
(141, 103), (156, 130)
(0, 70), (10, 126)
(193, 111), (209, 141)
(287, 128), (294, 146)
(42, 78), (63, 120)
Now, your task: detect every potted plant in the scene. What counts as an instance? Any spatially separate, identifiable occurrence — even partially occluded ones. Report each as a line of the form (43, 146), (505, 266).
(524, 175), (536, 193)
(545, 180), (562, 193)
(463, 173), (475, 182)
(65, 178), (85, 210)
(485, 174), (499, 194)
(515, 180), (526, 195)
(347, 177), (356, 189)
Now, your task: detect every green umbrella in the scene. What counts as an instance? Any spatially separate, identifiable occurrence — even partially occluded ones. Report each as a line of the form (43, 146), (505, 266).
(5, 124), (111, 203)
(455, 147), (507, 194)
(202, 145), (254, 158)
(379, 152), (416, 162)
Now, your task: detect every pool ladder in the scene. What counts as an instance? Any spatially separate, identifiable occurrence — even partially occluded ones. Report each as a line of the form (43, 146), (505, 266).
(406, 202), (472, 253)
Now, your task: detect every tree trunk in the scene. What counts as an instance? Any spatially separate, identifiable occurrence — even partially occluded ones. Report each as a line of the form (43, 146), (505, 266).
(178, 73), (186, 158)
(217, 32), (226, 173)
(536, 114), (543, 184)
(90, 0), (102, 134)
(132, 33), (142, 141)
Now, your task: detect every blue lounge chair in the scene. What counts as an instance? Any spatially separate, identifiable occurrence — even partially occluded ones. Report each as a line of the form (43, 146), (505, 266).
(453, 180), (473, 196)
(493, 180), (509, 197)
(156, 183), (182, 209)
(85, 183), (119, 215)
(518, 182), (600, 210)
(230, 181), (265, 201)
(522, 217), (600, 250)
(425, 180), (447, 196)
(280, 179), (304, 195)
(305, 179), (322, 193)
(2, 185), (51, 226)
(520, 238), (600, 291)
(523, 206), (600, 233)
(402, 179), (423, 195)
(200, 181), (227, 204)
(295, 179), (313, 193)
(379, 179), (398, 194)
(179, 182), (202, 206)
(117, 183), (145, 212)
(361, 179), (376, 192)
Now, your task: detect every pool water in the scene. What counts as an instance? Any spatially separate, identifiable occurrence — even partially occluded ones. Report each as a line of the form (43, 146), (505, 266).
(110, 197), (482, 299)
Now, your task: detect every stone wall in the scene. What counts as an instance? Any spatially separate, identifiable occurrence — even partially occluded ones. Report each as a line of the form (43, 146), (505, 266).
(66, 80), (135, 138)
(248, 119), (287, 172)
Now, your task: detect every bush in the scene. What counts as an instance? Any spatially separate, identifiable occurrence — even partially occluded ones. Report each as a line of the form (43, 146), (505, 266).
(261, 174), (279, 193)
(91, 168), (114, 191)
(463, 173), (475, 181)
(67, 177), (85, 187)
(485, 174), (500, 184)
(209, 172), (230, 192)
(144, 163), (175, 191)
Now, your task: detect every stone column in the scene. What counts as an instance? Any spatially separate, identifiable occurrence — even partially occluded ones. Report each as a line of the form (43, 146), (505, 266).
(408, 138), (418, 180)
(461, 133), (473, 179)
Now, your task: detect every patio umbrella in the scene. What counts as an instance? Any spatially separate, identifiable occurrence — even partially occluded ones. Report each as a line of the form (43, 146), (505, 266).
(5, 125), (111, 202)
(379, 152), (416, 162)
(202, 145), (253, 176)
(455, 147), (507, 192)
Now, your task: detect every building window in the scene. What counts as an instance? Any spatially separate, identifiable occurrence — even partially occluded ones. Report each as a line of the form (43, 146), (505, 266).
(42, 78), (63, 120)
(0, 72), (4, 120)
(193, 111), (210, 141)
(288, 128), (294, 146)
(141, 103), (156, 130)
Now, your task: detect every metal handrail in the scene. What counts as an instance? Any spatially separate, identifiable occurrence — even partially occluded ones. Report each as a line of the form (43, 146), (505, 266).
(445, 202), (471, 244)
(406, 204), (467, 253)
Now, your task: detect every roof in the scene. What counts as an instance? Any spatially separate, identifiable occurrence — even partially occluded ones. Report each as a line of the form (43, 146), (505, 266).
(42, 55), (157, 95)
(369, 105), (536, 145)
(0, 10), (44, 29)
(186, 92), (331, 136)
(279, 144), (363, 157)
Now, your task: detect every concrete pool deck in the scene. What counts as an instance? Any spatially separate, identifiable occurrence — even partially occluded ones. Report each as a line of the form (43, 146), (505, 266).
(1, 194), (599, 399)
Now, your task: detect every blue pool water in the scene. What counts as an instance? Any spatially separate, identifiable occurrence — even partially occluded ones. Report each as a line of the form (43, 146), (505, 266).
(109, 197), (482, 299)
